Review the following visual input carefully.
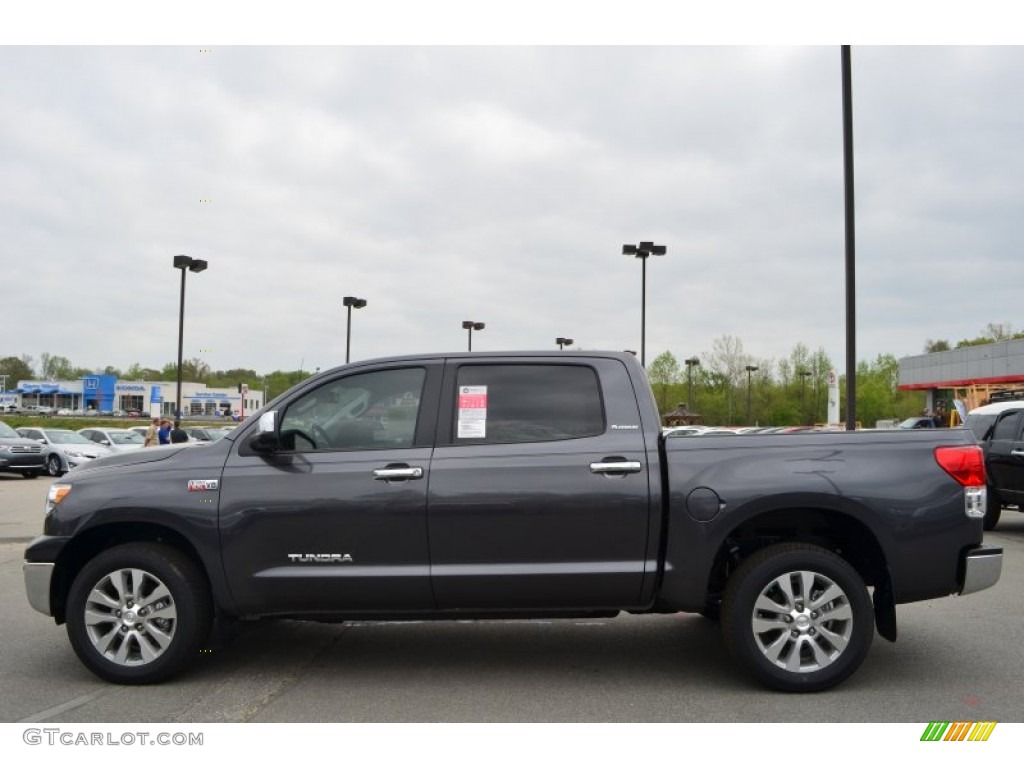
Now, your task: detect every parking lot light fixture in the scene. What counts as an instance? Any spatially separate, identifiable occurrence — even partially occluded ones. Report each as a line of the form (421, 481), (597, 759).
(746, 365), (759, 424)
(172, 255), (207, 428)
(799, 369), (813, 424)
(685, 357), (700, 412)
(343, 296), (368, 364)
(556, 337), (574, 350)
(462, 321), (485, 351)
(622, 241), (666, 366)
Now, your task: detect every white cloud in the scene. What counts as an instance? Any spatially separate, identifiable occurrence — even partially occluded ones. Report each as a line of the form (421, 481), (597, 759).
(1, 45), (1021, 379)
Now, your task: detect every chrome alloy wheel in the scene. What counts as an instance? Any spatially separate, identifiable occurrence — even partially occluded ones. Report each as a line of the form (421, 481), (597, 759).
(750, 569), (854, 673)
(83, 567), (178, 666)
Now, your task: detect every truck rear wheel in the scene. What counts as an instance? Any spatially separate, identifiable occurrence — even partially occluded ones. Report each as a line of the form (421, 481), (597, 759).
(721, 543), (873, 692)
(65, 543), (212, 684)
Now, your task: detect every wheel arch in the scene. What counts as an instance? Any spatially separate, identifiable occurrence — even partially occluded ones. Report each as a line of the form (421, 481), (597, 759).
(50, 522), (214, 625)
(702, 504), (893, 637)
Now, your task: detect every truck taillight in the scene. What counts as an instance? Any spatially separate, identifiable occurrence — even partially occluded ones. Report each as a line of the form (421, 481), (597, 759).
(934, 445), (986, 487)
(935, 446), (988, 520)
(937, 444), (983, 524)
(937, 444), (983, 487)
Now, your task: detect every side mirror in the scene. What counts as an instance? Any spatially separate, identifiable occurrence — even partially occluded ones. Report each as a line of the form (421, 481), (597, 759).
(245, 410), (281, 454)
(246, 431), (281, 454)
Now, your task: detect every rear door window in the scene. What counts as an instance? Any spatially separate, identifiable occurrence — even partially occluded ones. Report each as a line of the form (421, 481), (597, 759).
(992, 411), (1023, 442)
(451, 364), (605, 445)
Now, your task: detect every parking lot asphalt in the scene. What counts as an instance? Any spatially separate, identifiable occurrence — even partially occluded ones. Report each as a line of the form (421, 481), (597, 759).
(0, 474), (51, 542)
(2, 470), (1023, 724)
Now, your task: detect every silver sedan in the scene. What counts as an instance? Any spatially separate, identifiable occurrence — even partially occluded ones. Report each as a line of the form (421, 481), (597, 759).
(78, 427), (146, 453)
(15, 427), (113, 477)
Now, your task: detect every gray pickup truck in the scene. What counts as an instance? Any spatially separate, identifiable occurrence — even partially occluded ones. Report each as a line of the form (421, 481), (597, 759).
(23, 351), (1002, 692)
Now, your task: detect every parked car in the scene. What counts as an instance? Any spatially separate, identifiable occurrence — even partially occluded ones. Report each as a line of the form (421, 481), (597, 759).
(897, 416), (940, 429)
(966, 399), (1024, 530)
(0, 420), (46, 478)
(23, 350), (999, 691)
(662, 426), (710, 437)
(77, 428), (146, 453)
(22, 405), (55, 417)
(182, 426), (228, 443)
(15, 427), (112, 476)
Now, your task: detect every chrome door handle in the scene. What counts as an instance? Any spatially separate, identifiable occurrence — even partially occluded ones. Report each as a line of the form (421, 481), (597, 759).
(373, 466), (424, 480)
(1011, 450), (1024, 458)
(590, 460), (642, 475)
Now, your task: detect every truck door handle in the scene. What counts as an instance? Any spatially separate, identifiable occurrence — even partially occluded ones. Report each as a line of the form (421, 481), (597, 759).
(1011, 450), (1024, 458)
(373, 465), (424, 481)
(590, 459), (642, 475)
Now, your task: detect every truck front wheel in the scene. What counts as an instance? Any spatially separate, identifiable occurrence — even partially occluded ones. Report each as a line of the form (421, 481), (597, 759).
(721, 543), (873, 693)
(65, 543), (212, 684)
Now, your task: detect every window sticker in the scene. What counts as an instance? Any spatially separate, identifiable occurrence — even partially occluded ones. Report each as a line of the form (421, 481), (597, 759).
(457, 385), (488, 438)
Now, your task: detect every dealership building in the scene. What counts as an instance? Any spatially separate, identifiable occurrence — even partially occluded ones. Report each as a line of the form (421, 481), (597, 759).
(1, 374), (265, 419)
(898, 338), (1024, 416)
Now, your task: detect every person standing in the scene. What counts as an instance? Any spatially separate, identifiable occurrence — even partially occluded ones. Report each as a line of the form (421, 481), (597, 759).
(158, 419), (172, 445)
(144, 417), (160, 447)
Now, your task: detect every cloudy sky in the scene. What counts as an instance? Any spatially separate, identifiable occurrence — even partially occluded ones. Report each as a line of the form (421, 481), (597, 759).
(3, 28), (1022, 378)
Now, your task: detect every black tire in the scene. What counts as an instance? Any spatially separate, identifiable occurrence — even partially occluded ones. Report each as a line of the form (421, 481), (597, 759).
(22, 470), (40, 479)
(46, 454), (64, 477)
(65, 542), (212, 684)
(983, 487), (1001, 531)
(699, 597), (721, 621)
(721, 543), (874, 693)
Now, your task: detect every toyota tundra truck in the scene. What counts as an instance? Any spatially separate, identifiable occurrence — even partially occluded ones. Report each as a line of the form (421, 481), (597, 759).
(23, 351), (1002, 692)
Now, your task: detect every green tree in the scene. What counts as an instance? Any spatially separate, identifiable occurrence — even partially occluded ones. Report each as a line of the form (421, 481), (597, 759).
(161, 357), (212, 382)
(924, 339), (950, 353)
(704, 334), (750, 424)
(263, 370), (309, 402)
(647, 351), (682, 416)
(207, 368), (260, 389)
(39, 352), (74, 380)
(0, 355), (35, 385)
(124, 363), (162, 381)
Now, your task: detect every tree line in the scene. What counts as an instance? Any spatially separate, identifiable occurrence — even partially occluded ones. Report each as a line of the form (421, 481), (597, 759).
(924, 322), (1023, 353)
(648, 339), (924, 427)
(3, 321), (1016, 424)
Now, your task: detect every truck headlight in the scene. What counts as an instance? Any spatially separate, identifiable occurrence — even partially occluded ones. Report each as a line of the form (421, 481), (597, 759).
(45, 483), (72, 515)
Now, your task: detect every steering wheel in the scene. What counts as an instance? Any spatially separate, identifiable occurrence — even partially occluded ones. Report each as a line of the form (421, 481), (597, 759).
(311, 423), (332, 449)
(284, 428), (317, 450)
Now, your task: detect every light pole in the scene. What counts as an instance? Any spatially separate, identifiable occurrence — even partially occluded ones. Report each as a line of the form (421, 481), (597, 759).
(556, 337), (574, 350)
(799, 369), (813, 424)
(745, 365), (759, 425)
(685, 357), (700, 413)
(342, 296), (367, 364)
(462, 321), (485, 351)
(172, 255), (207, 428)
(622, 241), (666, 366)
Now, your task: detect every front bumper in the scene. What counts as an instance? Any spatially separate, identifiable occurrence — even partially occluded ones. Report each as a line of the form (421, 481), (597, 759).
(24, 562), (55, 615)
(960, 545), (1003, 595)
(24, 535), (71, 617)
(0, 455), (46, 472)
